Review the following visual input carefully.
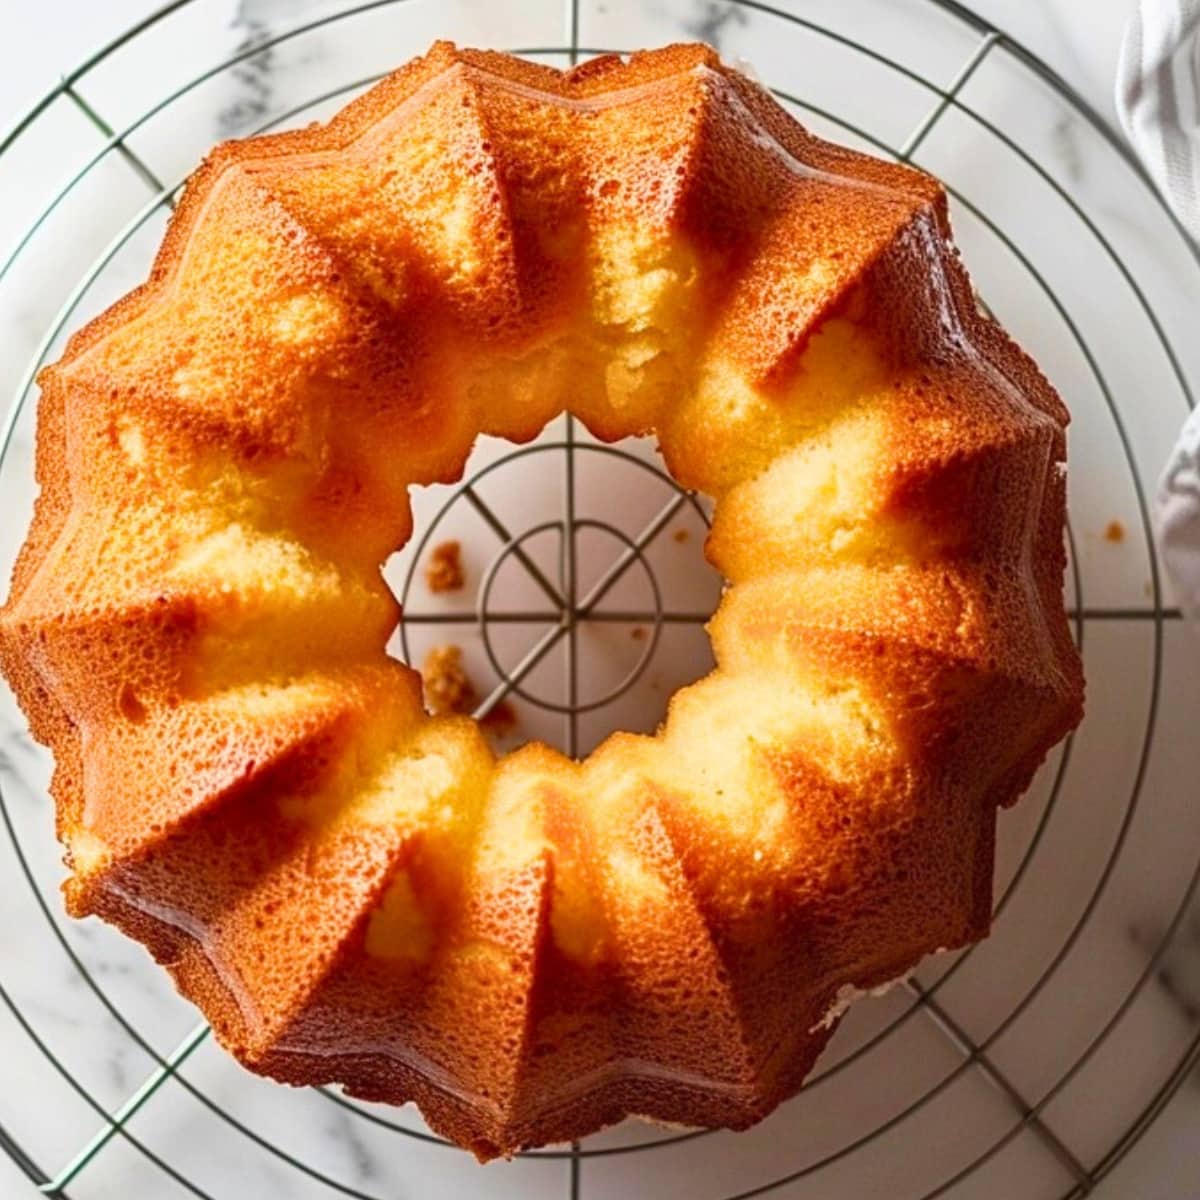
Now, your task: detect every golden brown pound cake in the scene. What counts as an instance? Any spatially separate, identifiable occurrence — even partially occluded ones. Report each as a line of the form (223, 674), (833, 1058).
(0, 41), (1083, 1159)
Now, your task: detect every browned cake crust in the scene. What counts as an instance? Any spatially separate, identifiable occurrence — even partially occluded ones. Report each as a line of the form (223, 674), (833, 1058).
(0, 42), (1083, 1159)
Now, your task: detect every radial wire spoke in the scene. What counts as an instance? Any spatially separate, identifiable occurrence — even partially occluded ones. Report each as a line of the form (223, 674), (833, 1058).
(401, 609), (711, 625)
(37, 1022), (210, 1195)
(401, 610), (562, 625)
(563, 415), (581, 757)
(63, 84), (175, 205)
(576, 491), (688, 616)
(578, 609), (712, 625)
(474, 621), (568, 721)
(898, 30), (1000, 161)
(904, 979), (1094, 1190)
(464, 485), (566, 610)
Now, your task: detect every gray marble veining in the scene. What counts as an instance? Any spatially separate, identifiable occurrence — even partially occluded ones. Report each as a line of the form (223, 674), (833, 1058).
(320, 1098), (385, 1186)
(218, 3), (278, 137)
(677, 0), (748, 49)
(1132, 915), (1200, 1028)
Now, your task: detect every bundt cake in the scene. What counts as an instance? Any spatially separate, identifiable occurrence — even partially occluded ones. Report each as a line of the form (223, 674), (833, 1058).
(0, 42), (1084, 1158)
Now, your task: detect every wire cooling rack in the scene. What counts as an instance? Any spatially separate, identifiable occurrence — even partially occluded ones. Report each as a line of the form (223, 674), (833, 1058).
(0, 1), (1198, 1197)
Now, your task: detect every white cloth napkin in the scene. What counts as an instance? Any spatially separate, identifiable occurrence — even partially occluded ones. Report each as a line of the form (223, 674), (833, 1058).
(1117, 1), (1200, 621)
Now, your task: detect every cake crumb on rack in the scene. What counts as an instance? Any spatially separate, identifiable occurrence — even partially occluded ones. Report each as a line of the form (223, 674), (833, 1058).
(1103, 520), (1125, 544)
(425, 539), (465, 592)
(631, 626), (647, 641)
(420, 644), (519, 736)
(421, 644), (476, 715)
(672, 528), (690, 544)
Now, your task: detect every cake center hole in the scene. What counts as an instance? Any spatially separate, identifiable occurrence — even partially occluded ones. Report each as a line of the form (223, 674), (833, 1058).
(387, 425), (722, 758)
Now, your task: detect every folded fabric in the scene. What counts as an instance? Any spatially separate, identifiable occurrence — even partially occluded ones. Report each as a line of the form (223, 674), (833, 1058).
(1117, 0), (1200, 622)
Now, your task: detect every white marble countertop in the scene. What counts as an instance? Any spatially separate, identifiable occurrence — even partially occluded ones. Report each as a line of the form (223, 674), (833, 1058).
(1, 2), (1198, 1198)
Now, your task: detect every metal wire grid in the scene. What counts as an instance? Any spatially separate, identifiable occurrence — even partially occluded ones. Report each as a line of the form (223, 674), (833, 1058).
(396, 438), (713, 731)
(0, 0), (1195, 1196)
